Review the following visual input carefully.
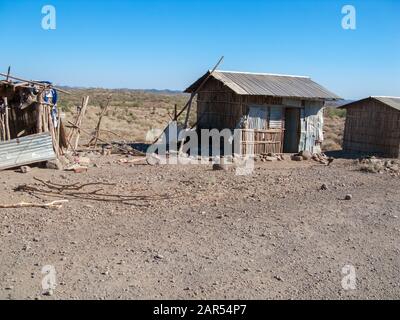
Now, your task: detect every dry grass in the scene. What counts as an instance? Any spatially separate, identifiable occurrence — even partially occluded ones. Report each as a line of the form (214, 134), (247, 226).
(322, 107), (346, 151)
(59, 88), (195, 143)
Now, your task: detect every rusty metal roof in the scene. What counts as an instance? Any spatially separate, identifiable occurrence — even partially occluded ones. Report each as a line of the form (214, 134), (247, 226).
(340, 96), (400, 111)
(0, 133), (56, 171)
(185, 70), (341, 100)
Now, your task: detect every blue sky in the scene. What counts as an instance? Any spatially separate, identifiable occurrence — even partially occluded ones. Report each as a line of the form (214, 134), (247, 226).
(0, 0), (399, 99)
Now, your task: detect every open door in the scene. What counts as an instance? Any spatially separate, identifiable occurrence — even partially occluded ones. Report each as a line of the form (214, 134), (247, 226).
(283, 108), (300, 153)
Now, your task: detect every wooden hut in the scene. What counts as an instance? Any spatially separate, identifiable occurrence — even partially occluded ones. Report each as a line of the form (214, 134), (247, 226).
(0, 75), (68, 157)
(185, 70), (340, 155)
(340, 96), (400, 158)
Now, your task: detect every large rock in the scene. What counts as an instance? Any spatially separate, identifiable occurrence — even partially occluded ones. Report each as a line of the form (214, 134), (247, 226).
(213, 163), (229, 171)
(291, 155), (303, 162)
(46, 159), (63, 170)
(300, 150), (313, 160)
(146, 153), (161, 166)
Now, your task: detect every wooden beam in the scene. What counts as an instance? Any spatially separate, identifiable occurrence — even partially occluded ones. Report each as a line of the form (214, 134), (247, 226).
(175, 56), (224, 120)
(3, 97), (10, 140)
(0, 72), (70, 94)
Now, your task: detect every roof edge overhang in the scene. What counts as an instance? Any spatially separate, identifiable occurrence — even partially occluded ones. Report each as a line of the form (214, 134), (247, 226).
(185, 70), (341, 100)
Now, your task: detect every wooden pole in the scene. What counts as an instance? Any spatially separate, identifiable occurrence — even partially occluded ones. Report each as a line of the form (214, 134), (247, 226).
(151, 56), (224, 146)
(47, 106), (60, 157)
(67, 120), (145, 156)
(74, 96), (89, 150)
(3, 97), (10, 140)
(6, 66), (11, 82)
(90, 95), (111, 148)
(0, 72), (70, 94)
(36, 92), (44, 133)
(175, 56), (224, 120)
(174, 104), (177, 120)
(0, 112), (5, 141)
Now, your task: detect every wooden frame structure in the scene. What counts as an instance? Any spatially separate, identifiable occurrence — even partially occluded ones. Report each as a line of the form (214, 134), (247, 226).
(0, 71), (69, 156)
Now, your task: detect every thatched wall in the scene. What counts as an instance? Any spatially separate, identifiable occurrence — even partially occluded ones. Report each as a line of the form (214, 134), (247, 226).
(343, 99), (400, 157)
(196, 78), (283, 130)
(0, 85), (67, 150)
(196, 79), (285, 154)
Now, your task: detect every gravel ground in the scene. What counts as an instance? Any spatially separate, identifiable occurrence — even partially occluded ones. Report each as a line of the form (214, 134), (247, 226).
(0, 154), (399, 300)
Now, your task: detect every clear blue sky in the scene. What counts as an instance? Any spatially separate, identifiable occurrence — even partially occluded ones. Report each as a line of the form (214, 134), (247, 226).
(0, 0), (399, 99)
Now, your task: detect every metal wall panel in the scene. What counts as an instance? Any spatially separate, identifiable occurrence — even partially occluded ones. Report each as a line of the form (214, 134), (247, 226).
(0, 133), (56, 170)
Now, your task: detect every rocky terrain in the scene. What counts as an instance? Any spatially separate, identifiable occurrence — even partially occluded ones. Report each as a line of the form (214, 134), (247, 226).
(0, 154), (399, 300)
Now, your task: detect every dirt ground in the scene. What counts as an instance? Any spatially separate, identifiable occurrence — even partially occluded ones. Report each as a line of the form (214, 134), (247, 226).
(0, 154), (399, 300)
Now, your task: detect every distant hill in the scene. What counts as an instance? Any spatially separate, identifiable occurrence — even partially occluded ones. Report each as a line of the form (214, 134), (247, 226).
(58, 86), (184, 96)
(324, 99), (354, 108)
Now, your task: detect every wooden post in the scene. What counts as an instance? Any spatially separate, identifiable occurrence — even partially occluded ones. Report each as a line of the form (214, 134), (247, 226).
(6, 66), (11, 82)
(0, 111), (5, 141)
(47, 106), (60, 157)
(151, 56), (224, 147)
(90, 95), (111, 148)
(3, 97), (10, 140)
(174, 104), (177, 120)
(36, 92), (43, 133)
(74, 96), (89, 150)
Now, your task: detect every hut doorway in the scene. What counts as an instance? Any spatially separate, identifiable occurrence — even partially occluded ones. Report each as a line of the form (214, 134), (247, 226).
(283, 108), (300, 153)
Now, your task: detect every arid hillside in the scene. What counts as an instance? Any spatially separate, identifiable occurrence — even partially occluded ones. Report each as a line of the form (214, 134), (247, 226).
(59, 88), (346, 150)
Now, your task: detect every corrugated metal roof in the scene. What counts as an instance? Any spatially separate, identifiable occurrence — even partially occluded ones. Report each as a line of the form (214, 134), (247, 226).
(372, 96), (400, 111)
(340, 96), (400, 111)
(185, 70), (341, 100)
(0, 133), (56, 171)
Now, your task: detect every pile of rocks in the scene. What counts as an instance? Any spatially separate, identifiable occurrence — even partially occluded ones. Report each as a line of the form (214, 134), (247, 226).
(359, 157), (400, 175)
(291, 151), (333, 165)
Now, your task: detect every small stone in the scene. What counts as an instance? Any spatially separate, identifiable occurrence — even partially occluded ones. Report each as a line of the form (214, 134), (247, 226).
(19, 166), (31, 173)
(73, 166), (88, 174)
(274, 275), (283, 281)
(345, 194), (353, 200)
(154, 254), (164, 260)
(42, 289), (53, 296)
(320, 183), (328, 191)
(46, 159), (63, 170)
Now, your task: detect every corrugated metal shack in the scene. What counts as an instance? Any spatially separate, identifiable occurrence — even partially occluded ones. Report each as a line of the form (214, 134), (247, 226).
(185, 70), (340, 155)
(0, 72), (68, 170)
(340, 96), (400, 158)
